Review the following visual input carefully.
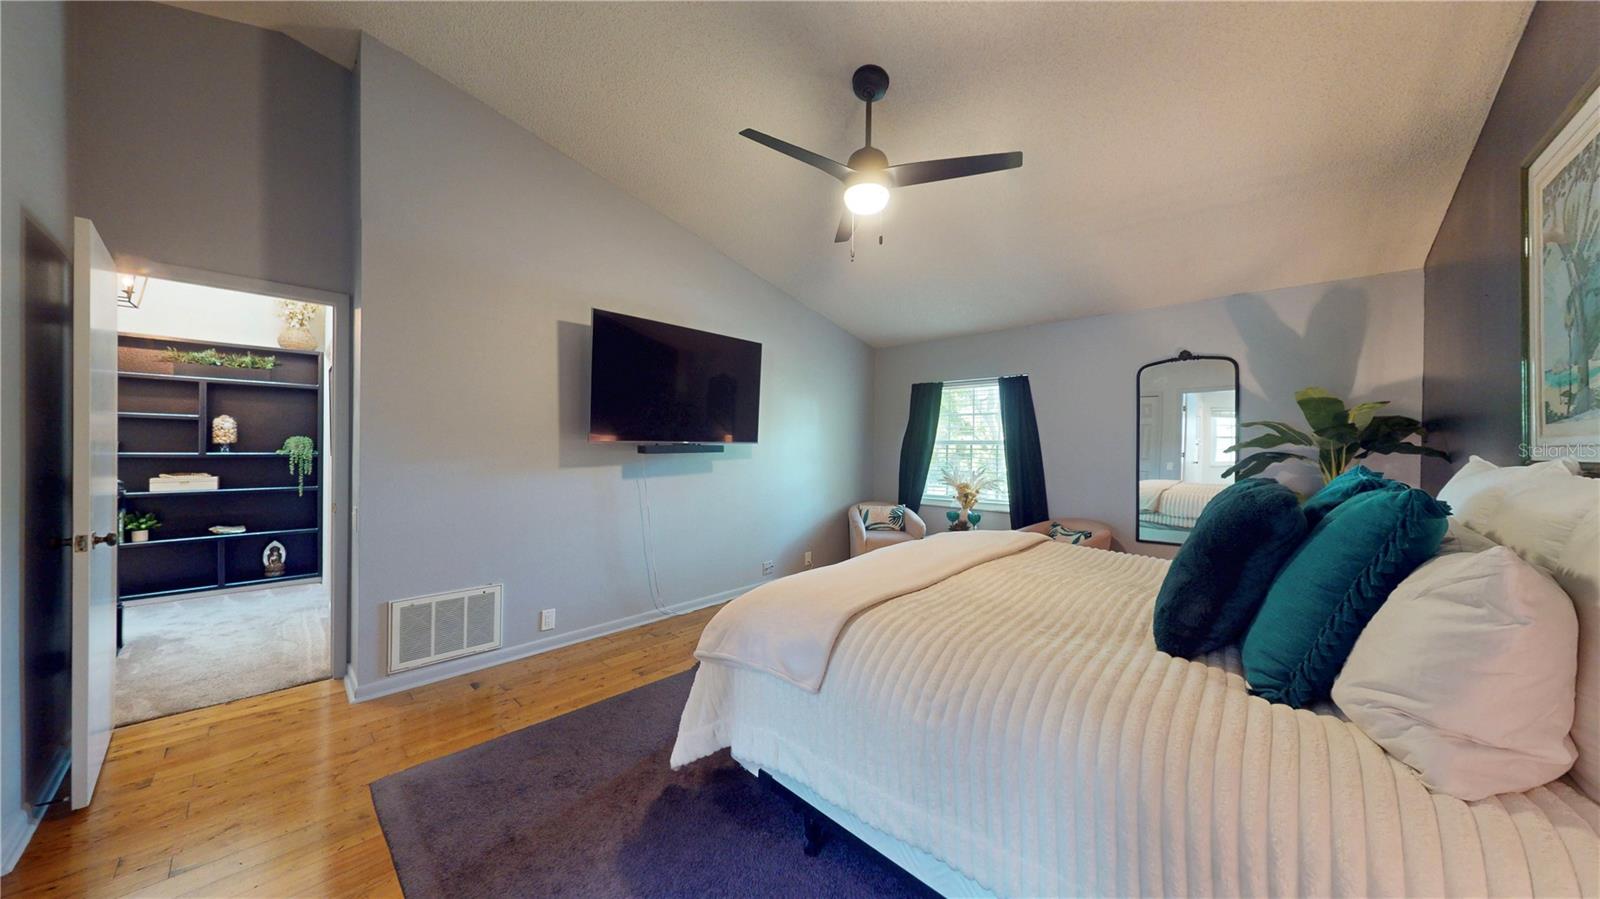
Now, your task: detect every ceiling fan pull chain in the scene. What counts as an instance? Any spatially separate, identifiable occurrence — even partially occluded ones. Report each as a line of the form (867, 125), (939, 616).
(850, 214), (857, 262)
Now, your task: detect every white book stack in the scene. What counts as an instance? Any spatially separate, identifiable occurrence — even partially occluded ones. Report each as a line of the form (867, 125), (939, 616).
(148, 473), (219, 492)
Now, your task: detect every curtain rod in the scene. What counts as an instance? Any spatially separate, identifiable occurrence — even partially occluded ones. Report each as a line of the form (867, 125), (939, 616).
(939, 375), (1025, 386)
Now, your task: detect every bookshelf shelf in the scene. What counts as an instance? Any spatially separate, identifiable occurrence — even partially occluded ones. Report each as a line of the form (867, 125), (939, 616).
(117, 335), (324, 603)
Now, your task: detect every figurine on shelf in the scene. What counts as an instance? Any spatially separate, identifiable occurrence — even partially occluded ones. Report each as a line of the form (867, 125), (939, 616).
(263, 540), (287, 578)
(211, 414), (238, 452)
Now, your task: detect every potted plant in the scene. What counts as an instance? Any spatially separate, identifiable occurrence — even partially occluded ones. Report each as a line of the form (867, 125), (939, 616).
(277, 436), (315, 496)
(1222, 387), (1448, 485)
(277, 300), (319, 350)
(121, 510), (161, 543)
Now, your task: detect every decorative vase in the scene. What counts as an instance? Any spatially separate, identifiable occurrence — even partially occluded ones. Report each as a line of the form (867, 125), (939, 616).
(946, 507), (972, 532)
(277, 325), (317, 350)
(211, 414), (238, 452)
(967, 510), (982, 528)
(130, 530), (149, 543)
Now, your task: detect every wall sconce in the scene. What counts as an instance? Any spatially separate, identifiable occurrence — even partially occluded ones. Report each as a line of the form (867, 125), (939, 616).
(117, 274), (147, 309)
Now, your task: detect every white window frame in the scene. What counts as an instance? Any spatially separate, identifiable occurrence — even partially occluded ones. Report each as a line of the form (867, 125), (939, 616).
(920, 378), (1011, 512)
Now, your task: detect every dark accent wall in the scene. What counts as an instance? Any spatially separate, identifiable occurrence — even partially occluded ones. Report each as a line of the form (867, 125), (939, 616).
(1421, 2), (1600, 491)
(67, 2), (354, 294)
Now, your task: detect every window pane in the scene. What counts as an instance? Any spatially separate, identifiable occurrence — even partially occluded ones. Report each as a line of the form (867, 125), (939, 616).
(922, 381), (1009, 508)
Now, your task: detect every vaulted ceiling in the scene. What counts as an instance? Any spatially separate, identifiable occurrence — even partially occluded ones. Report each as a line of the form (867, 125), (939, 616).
(180, 2), (1529, 346)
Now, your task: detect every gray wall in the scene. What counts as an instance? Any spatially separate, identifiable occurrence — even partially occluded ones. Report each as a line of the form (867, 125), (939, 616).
(871, 270), (1426, 556)
(1421, 2), (1600, 491)
(67, 2), (353, 294)
(349, 37), (872, 694)
(2, 1), (73, 874)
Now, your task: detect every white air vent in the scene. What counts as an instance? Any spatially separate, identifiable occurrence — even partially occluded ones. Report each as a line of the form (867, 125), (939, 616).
(388, 584), (503, 673)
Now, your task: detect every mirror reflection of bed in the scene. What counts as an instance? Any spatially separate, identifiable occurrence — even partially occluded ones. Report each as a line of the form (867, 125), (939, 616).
(1137, 353), (1240, 545)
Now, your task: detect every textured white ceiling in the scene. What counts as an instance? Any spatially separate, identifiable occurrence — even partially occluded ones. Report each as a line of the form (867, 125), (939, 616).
(178, 2), (1530, 347)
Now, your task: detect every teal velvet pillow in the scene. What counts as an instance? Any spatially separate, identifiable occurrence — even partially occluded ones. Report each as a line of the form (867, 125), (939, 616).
(1242, 486), (1449, 708)
(1152, 478), (1308, 658)
(1300, 465), (1392, 528)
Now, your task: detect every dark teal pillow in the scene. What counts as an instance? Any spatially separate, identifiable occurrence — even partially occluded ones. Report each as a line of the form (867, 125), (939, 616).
(1300, 465), (1392, 527)
(1152, 478), (1308, 658)
(1242, 487), (1449, 708)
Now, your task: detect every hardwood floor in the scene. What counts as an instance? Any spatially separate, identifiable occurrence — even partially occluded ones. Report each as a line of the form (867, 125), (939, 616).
(2, 605), (720, 898)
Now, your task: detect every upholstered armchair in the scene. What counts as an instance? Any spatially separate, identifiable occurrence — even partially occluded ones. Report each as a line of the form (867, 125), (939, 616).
(848, 502), (927, 557)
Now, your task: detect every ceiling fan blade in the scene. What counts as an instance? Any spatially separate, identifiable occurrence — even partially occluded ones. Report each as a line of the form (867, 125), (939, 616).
(835, 212), (853, 243)
(739, 129), (852, 182)
(887, 151), (1022, 188)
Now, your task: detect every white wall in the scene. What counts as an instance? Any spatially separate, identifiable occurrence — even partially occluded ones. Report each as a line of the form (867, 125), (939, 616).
(872, 269), (1426, 556)
(349, 37), (872, 695)
(116, 278), (328, 352)
(2, 1), (72, 873)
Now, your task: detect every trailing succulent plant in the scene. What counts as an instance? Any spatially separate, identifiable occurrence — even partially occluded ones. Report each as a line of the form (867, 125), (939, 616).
(277, 436), (315, 496)
(1222, 387), (1447, 485)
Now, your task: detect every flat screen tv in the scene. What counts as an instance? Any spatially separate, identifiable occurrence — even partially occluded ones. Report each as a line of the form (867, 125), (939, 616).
(589, 309), (762, 444)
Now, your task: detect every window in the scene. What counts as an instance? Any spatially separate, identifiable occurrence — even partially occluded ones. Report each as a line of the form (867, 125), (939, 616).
(1211, 409), (1236, 466)
(921, 380), (1010, 509)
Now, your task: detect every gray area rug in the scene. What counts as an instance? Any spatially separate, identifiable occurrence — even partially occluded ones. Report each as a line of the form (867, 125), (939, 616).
(115, 583), (330, 725)
(370, 669), (937, 898)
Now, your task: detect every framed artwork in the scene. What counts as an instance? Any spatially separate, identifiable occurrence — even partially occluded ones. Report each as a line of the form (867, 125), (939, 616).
(1526, 79), (1600, 466)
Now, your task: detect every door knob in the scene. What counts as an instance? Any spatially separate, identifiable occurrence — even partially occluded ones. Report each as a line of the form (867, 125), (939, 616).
(91, 532), (118, 547)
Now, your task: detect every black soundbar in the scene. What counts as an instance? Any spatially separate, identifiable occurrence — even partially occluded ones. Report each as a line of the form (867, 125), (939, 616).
(636, 444), (726, 454)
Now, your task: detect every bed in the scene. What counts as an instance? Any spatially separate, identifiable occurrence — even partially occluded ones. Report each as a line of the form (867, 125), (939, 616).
(673, 535), (1600, 897)
(1139, 479), (1228, 531)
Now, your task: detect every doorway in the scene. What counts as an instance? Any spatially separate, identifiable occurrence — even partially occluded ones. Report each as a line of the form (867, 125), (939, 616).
(111, 275), (337, 724)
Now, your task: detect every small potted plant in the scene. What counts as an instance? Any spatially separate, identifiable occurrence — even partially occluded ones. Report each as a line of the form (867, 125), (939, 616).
(121, 510), (161, 543)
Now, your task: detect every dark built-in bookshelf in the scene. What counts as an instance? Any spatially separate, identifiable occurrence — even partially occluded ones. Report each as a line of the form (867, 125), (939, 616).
(117, 335), (323, 602)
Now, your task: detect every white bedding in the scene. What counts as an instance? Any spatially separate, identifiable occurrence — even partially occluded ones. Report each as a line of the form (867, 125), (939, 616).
(1139, 479), (1229, 529)
(673, 542), (1600, 897)
(695, 530), (1045, 691)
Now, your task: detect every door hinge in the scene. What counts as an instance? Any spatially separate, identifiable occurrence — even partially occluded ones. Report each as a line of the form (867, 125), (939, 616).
(1524, 235), (1531, 258)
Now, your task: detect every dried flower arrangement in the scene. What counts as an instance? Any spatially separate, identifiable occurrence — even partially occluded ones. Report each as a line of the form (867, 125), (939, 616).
(280, 300), (317, 329)
(939, 465), (998, 516)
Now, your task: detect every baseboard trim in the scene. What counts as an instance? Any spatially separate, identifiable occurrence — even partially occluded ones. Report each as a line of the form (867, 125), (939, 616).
(342, 583), (754, 703)
(3, 748), (70, 875)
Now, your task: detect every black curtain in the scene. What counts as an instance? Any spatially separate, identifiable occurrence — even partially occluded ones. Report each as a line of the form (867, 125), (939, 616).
(897, 382), (943, 512)
(999, 375), (1050, 527)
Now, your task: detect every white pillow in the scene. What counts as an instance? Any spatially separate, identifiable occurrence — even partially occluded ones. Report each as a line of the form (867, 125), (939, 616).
(1436, 455), (1577, 532)
(1437, 517), (1497, 555)
(1332, 546), (1578, 800)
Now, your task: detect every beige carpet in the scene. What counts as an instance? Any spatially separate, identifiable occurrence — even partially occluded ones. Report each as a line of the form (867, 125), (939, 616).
(115, 583), (331, 726)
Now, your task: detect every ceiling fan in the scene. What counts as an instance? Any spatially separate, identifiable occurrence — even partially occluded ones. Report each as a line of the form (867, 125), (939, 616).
(740, 64), (1023, 246)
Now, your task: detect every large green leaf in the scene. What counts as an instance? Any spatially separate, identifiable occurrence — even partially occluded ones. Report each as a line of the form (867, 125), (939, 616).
(1347, 401), (1390, 430)
(1295, 389), (1352, 436)
(1239, 419), (1316, 446)
(1229, 432), (1301, 452)
(1220, 450), (1306, 481)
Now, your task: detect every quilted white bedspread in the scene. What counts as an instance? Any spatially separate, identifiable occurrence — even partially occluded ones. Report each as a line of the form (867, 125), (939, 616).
(672, 542), (1600, 898)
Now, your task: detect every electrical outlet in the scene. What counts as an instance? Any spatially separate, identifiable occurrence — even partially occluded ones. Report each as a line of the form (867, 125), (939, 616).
(803, 551), (813, 567)
(761, 560), (775, 576)
(540, 608), (555, 631)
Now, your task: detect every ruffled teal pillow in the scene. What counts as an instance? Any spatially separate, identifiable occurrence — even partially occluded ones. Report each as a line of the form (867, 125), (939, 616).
(1242, 486), (1449, 708)
(1152, 478), (1308, 657)
(1300, 465), (1392, 528)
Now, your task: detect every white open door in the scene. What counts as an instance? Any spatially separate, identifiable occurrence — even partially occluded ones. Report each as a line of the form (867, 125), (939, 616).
(71, 217), (119, 809)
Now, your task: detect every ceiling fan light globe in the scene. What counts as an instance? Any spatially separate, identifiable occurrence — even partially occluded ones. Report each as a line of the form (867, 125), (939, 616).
(843, 181), (890, 216)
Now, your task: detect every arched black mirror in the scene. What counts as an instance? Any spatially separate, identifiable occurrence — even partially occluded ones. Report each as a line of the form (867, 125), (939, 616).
(1136, 351), (1241, 545)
